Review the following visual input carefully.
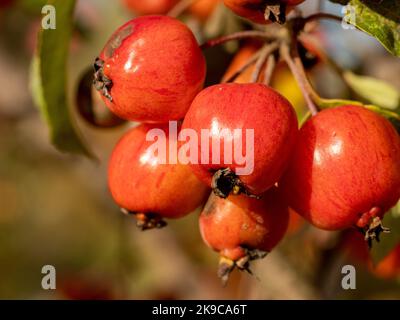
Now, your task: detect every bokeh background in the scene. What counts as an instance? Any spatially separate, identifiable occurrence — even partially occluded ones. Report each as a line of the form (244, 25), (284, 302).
(0, 0), (399, 299)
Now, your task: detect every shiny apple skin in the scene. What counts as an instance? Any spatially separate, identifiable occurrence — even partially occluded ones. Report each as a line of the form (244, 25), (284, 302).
(282, 105), (400, 230)
(182, 83), (298, 195)
(199, 188), (289, 261)
(99, 16), (206, 123)
(108, 124), (210, 219)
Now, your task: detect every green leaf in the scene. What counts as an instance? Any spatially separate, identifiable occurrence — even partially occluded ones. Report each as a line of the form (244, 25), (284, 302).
(343, 71), (400, 110)
(345, 0), (400, 57)
(316, 97), (400, 123)
(30, 0), (94, 158)
(370, 202), (400, 264)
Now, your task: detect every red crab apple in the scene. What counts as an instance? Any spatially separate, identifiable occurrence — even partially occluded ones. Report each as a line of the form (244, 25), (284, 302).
(189, 0), (219, 22)
(199, 188), (289, 283)
(281, 105), (400, 244)
(373, 244), (400, 279)
(94, 16), (206, 123)
(122, 0), (179, 15)
(182, 83), (298, 198)
(223, 0), (305, 24)
(108, 124), (210, 230)
(342, 231), (400, 279)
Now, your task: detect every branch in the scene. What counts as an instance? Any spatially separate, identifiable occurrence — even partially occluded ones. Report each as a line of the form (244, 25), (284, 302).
(280, 40), (319, 116)
(222, 50), (263, 83)
(168, 0), (196, 18)
(304, 13), (342, 24)
(201, 31), (275, 50)
(251, 43), (279, 83)
(263, 54), (276, 86)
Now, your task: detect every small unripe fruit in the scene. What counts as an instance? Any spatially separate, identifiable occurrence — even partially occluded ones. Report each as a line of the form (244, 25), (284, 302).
(199, 188), (289, 283)
(122, 0), (179, 15)
(182, 83), (298, 198)
(282, 105), (400, 243)
(223, 0), (305, 24)
(108, 124), (210, 229)
(94, 16), (206, 123)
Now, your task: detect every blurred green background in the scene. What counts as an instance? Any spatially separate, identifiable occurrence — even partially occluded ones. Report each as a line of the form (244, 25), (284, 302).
(0, 0), (399, 299)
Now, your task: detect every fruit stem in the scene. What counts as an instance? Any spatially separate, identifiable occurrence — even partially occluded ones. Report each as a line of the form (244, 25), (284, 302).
(298, 33), (357, 92)
(303, 13), (343, 25)
(251, 42), (279, 83)
(280, 41), (319, 116)
(222, 50), (263, 83)
(263, 54), (276, 86)
(120, 208), (167, 231)
(167, 0), (196, 18)
(200, 31), (276, 50)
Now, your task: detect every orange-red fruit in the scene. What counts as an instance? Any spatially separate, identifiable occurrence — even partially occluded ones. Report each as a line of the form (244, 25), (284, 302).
(189, 0), (219, 21)
(95, 16), (206, 123)
(287, 208), (305, 235)
(374, 244), (400, 279)
(221, 40), (263, 83)
(342, 231), (400, 279)
(182, 83), (298, 197)
(199, 188), (289, 261)
(122, 0), (179, 15)
(223, 0), (305, 24)
(282, 105), (400, 230)
(108, 124), (209, 220)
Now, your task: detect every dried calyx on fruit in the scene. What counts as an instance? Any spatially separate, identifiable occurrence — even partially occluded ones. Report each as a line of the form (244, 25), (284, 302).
(108, 124), (210, 230)
(282, 105), (400, 246)
(199, 188), (289, 284)
(94, 15), (206, 123)
(77, 67), (125, 128)
(223, 0), (305, 24)
(182, 83), (298, 198)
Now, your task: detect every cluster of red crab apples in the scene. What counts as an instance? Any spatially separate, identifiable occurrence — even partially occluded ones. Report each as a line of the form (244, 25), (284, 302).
(94, 14), (400, 283)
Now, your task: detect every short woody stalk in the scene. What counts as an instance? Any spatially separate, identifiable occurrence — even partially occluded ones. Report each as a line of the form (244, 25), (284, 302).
(201, 31), (276, 50)
(280, 39), (319, 116)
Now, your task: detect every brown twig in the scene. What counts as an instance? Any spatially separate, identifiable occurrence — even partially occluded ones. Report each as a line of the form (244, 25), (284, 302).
(263, 54), (276, 86)
(201, 31), (275, 50)
(167, 0), (196, 18)
(280, 40), (319, 116)
(304, 13), (342, 24)
(251, 43), (278, 83)
(222, 50), (263, 83)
